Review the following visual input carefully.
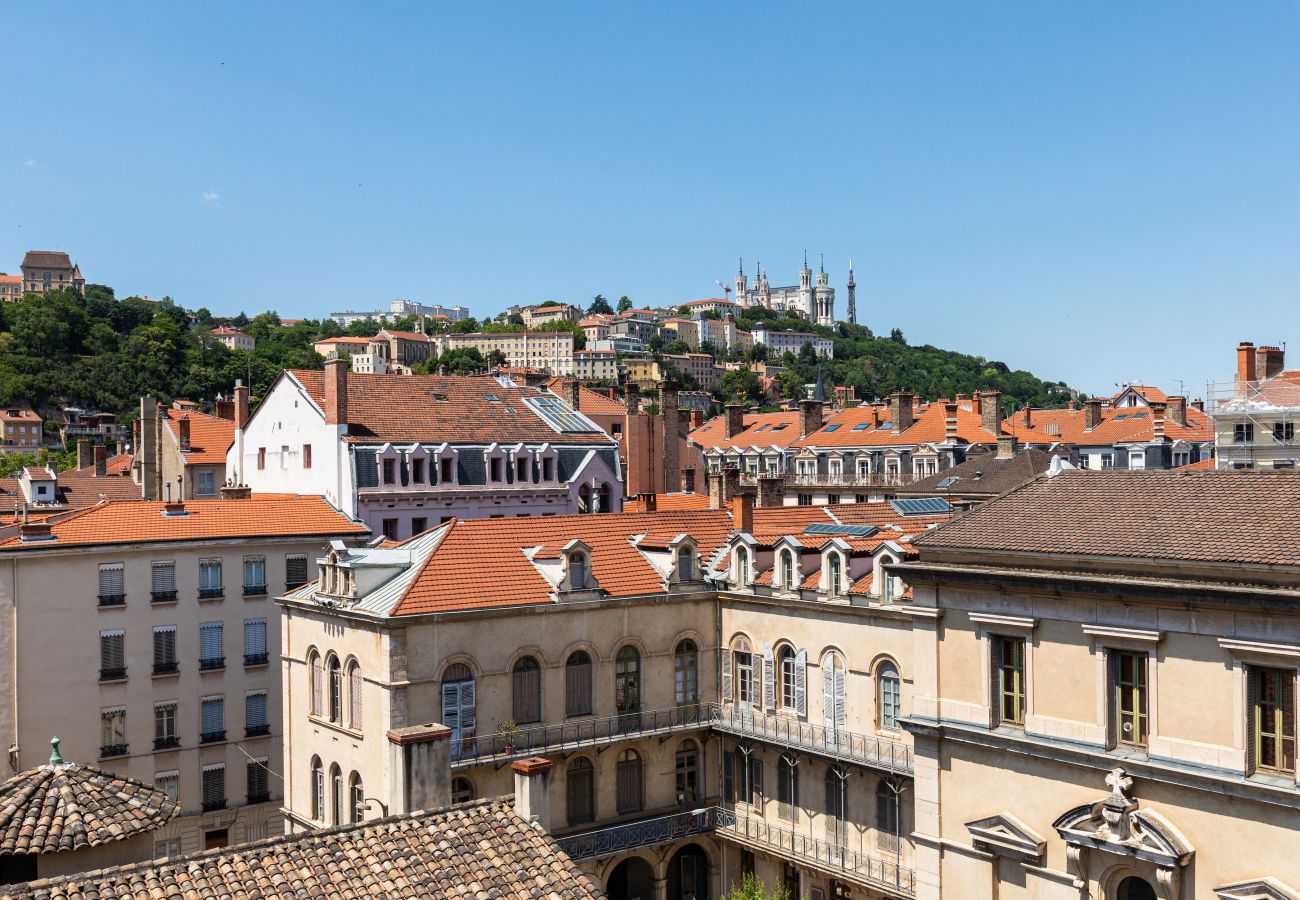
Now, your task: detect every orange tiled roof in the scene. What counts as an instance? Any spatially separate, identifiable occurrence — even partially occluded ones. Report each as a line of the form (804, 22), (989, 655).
(286, 371), (617, 446)
(690, 411), (807, 452)
(0, 454), (138, 520)
(161, 408), (235, 466)
(377, 329), (433, 342)
(0, 407), (41, 423)
(1002, 403), (1212, 445)
(544, 379), (626, 416)
(0, 275), (21, 285)
(208, 325), (246, 336)
(0, 495), (366, 550)
(316, 336), (374, 345)
(1176, 457), (1216, 470)
(625, 492), (710, 512)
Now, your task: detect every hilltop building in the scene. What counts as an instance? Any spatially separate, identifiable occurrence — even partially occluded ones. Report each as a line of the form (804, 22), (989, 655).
(734, 254), (835, 326)
(329, 298), (470, 328)
(19, 251), (84, 297)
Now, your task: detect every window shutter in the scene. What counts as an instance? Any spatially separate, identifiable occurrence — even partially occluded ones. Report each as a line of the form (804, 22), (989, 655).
(202, 765), (225, 805)
(763, 644), (776, 713)
(244, 619), (267, 656)
(311, 659), (324, 716)
(723, 750), (735, 803)
(286, 556), (308, 589)
(752, 757), (764, 805)
(202, 698), (224, 733)
(153, 627), (176, 664)
(989, 637), (1001, 728)
(721, 649), (733, 703)
(99, 564), (124, 596)
(460, 680), (477, 737)
(350, 668), (363, 729)
(1105, 650), (1119, 750)
(566, 657), (592, 716)
(100, 631), (124, 670)
(152, 563), (175, 592)
(823, 659), (835, 733)
(795, 649), (807, 717)
(200, 623), (223, 660)
(441, 682), (461, 733)
(247, 692), (268, 728)
(1244, 666), (1259, 775)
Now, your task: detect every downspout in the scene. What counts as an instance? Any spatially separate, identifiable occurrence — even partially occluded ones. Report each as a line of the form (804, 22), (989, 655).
(8, 557), (18, 773)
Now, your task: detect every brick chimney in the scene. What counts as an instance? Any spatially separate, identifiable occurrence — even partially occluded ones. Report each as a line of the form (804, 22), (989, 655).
(1166, 396), (1187, 427)
(139, 396), (159, 500)
(636, 491), (656, 512)
(1021, 406), (1033, 429)
(76, 440), (93, 471)
(1084, 398), (1103, 430)
(512, 757), (553, 832)
(562, 379), (581, 410)
(659, 381), (680, 494)
(943, 401), (958, 443)
(324, 359), (348, 426)
(890, 392), (914, 432)
(219, 483), (252, 500)
(214, 395), (235, 422)
(995, 435), (1018, 459)
(979, 390), (1002, 436)
(1237, 341), (1257, 384)
(757, 474), (785, 508)
(799, 398), (823, 438)
(724, 402), (745, 440)
(1257, 346), (1286, 380)
(386, 723), (452, 815)
(178, 414), (191, 452)
(625, 381), (640, 415)
(1150, 401), (1167, 440)
(1191, 398), (1204, 413)
(731, 492), (754, 533)
(707, 467), (742, 510)
(233, 380), (250, 430)
(689, 408), (703, 429)
(93, 444), (107, 478)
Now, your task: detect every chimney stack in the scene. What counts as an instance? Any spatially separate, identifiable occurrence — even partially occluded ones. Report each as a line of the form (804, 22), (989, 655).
(943, 401), (958, 443)
(731, 492), (754, 533)
(1191, 398), (1204, 413)
(219, 483), (252, 500)
(1237, 341), (1258, 385)
(511, 757), (553, 832)
(386, 723), (452, 816)
(234, 380), (250, 430)
(1257, 346), (1286, 380)
(324, 359), (348, 426)
(724, 402), (745, 440)
(140, 396), (159, 500)
(76, 441), (93, 471)
(799, 398), (823, 438)
(995, 435), (1018, 459)
(178, 414), (191, 453)
(1150, 401), (1167, 440)
(1166, 396), (1187, 427)
(978, 390), (1003, 436)
(1021, 406), (1033, 429)
(1084, 398), (1103, 430)
(890, 392), (914, 432)
(214, 395), (236, 422)
(707, 467), (742, 510)
(625, 381), (641, 416)
(659, 381), (680, 495)
(93, 444), (107, 478)
(562, 379), (581, 411)
(757, 474), (785, 508)
(636, 492), (656, 512)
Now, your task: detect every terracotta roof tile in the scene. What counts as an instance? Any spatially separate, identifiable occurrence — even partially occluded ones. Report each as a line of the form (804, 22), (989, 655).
(161, 409), (235, 466)
(690, 412), (806, 452)
(625, 493), (710, 512)
(544, 379), (627, 416)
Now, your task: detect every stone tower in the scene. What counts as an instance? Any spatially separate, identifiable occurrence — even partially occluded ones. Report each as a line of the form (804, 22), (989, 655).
(814, 254), (835, 326)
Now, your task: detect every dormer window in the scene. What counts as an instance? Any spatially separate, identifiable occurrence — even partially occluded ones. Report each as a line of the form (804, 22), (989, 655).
(734, 547), (749, 586)
(676, 546), (695, 582)
(412, 457), (425, 484)
(781, 549), (797, 592)
(568, 551), (589, 590)
(828, 553), (842, 597)
(490, 458), (502, 482)
(440, 458), (453, 483)
(381, 458), (396, 485)
(542, 458), (554, 481)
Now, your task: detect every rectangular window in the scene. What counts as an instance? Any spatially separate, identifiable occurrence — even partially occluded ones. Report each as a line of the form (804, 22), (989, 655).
(199, 622), (224, 669)
(382, 518), (398, 540)
(247, 758), (270, 803)
(440, 458), (453, 482)
(151, 561), (176, 602)
(100, 630), (125, 680)
(201, 696), (225, 742)
(199, 559), (222, 597)
(279, 446), (289, 470)
(243, 618), (268, 666)
(303, 444), (312, 469)
(1275, 423), (1295, 443)
(382, 458), (396, 484)
(243, 557), (266, 594)
(154, 771), (179, 801)
(153, 625), (178, 674)
(154, 837), (182, 858)
(542, 458), (553, 481)
(197, 470), (216, 496)
(411, 458), (424, 483)
(1110, 650), (1148, 748)
(1251, 666), (1296, 775)
(993, 636), (1026, 726)
(257, 448), (266, 470)
(246, 691), (269, 736)
(798, 493), (812, 506)
(154, 701), (178, 748)
(411, 516), (427, 536)
(98, 563), (125, 605)
(490, 458), (502, 482)
(1235, 423), (1255, 443)
(1100, 453), (1115, 469)
(101, 707), (127, 757)
(285, 555), (308, 590)
(201, 764), (226, 812)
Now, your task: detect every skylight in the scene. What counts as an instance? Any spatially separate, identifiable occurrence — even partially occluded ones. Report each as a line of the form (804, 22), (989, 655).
(852, 423), (870, 431)
(889, 497), (953, 516)
(803, 523), (880, 538)
(824, 424), (841, 432)
(522, 396), (602, 434)
(937, 476), (959, 489)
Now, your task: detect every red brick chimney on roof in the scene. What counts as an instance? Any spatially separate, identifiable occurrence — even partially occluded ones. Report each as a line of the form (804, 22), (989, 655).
(1084, 398), (1103, 430)
(724, 402), (745, 440)
(1166, 396), (1187, 427)
(324, 359), (348, 426)
(1151, 401), (1167, 440)
(1237, 341), (1257, 384)
(978, 390), (1002, 435)
(943, 401), (958, 443)
(1257, 346), (1286, 381)
(732, 492), (754, 533)
(890, 392), (914, 432)
(93, 444), (107, 478)
(76, 440), (93, 471)
(562, 379), (580, 410)
(233, 380), (250, 430)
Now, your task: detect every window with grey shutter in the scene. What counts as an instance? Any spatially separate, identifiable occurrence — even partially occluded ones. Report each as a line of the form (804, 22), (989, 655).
(201, 764), (225, 811)
(201, 696), (225, 743)
(247, 758), (270, 803)
(763, 644), (776, 713)
(243, 618), (267, 666)
(565, 651), (592, 717)
(245, 691), (269, 736)
(616, 749), (643, 814)
(99, 630), (125, 680)
(153, 626), (177, 675)
(349, 665), (363, 730)
(794, 649), (807, 716)
(98, 563), (125, 606)
(285, 555), (308, 590)
(199, 622), (223, 670)
(151, 562), (176, 602)
(512, 656), (542, 724)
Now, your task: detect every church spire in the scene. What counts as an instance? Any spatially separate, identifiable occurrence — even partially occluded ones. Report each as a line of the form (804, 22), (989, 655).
(819, 253), (824, 274)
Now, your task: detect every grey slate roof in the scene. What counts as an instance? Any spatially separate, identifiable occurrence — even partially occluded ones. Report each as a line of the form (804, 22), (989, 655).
(895, 448), (1060, 500)
(353, 444), (619, 489)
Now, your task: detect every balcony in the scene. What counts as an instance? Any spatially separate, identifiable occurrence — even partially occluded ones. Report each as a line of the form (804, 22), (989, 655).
(709, 705), (913, 775)
(99, 743), (128, 759)
(242, 584), (268, 597)
(202, 797), (226, 813)
(99, 667), (126, 682)
(247, 791), (271, 804)
(245, 724), (271, 738)
(198, 587), (224, 600)
(153, 736), (180, 751)
(200, 730), (226, 744)
(788, 472), (918, 489)
(717, 808), (915, 897)
(451, 703), (710, 768)
(152, 661), (179, 676)
(199, 657), (225, 672)
(558, 807), (720, 862)
(244, 652), (269, 667)
(150, 590), (178, 604)
(97, 593), (126, 608)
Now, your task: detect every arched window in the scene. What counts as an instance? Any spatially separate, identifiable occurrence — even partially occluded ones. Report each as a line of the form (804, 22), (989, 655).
(328, 655), (343, 723)
(347, 661), (363, 731)
(828, 553), (842, 597)
(782, 550), (797, 591)
(778, 645), (798, 710)
(310, 756), (324, 821)
(568, 552), (588, 590)
(329, 763), (343, 826)
(615, 646), (641, 729)
(309, 651), (323, 716)
(1115, 876), (1158, 900)
(876, 779), (899, 852)
(565, 650), (593, 717)
(566, 758), (595, 824)
(348, 772), (363, 823)
(512, 656), (542, 724)
(577, 483), (592, 514)
(675, 740), (698, 806)
(441, 663), (477, 755)
(674, 640), (699, 710)
(451, 776), (474, 805)
(616, 749), (643, 814)
(735, 547), (749, 586)
(731, 638), (755, 708)
(877, 662), (901, 731)
(676, 545), (695, 581)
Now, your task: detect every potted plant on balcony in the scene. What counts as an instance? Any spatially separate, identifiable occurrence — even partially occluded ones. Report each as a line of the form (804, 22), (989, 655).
(496, 719), (522, 754)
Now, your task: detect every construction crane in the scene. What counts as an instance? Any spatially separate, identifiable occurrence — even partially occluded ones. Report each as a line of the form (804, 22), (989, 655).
(714, 280), (732, 297)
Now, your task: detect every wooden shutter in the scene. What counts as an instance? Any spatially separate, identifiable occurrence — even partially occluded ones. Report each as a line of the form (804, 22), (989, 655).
(763, 644), (776, 713)
(795, 649), (807, 717)
(989, 637), (1002, 728)
(721, 649), (733, 704)
(350, 668), (363, 729)
(460, 679), (477, 739)
(566, 656), (591, 716)
(752, 757), (764, 806)
(1105, 650), (1119, 750)
(723, 750), (735, 802)
(823, 658), (835, 733)
(441, 682), (461, 737)
(1245, 665), (1259, 775)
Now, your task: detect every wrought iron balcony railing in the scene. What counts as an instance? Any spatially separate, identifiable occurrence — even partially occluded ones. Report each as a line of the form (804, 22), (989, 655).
(709, 704), (913, 775)
(97, 593), (126, 608)
(558, 807), (720, 862)
(451, 703), (710, 767)
(716, 807), (915, 897)
(150, 590), (178, 604)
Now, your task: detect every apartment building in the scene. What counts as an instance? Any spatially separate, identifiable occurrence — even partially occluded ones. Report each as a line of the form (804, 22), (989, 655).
(0, 495), (367, 860)
(229, 362), (623, 536)
(0, 447), (138, 521)
(574, 348), (618, 382)
(1211, 341), (1299, 470)
(0, 407), (43, 450)
(900, 468), (1300, 899)
(522, 303), (581, 329)
(752, 325), (834, 359)
(329, 298), (471, 328)
(206, 326), (255, 352)
(136, 397), (239, 500)
(278, 494), (950, 900)
(0, 275), (23, 301)
(19, 251), (84, 297)
(447, 330), (576, 375)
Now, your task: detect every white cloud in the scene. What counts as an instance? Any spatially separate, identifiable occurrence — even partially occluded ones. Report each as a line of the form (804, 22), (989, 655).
(22, 158), (35, 167)
(201, 190), (220, 204)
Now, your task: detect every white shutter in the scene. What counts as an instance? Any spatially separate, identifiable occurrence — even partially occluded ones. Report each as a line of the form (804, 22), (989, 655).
(99, 564), (124, 596)
(833, 661), (846, 734)
(311, 659), (324, 715)
(350, 668), (363, 729)
(721, 649), (733, 703)
(795, 649), (807, 716)
(823, 657), (835, 732)
(763, 644), (776, 713)
(244, 619), (267, 655)
(200, 623), (223, 660)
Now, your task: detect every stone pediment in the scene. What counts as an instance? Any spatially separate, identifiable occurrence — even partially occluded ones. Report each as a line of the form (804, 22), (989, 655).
(965, 811), (1045, 864)
(1052, 769), (1193, 870)
(1215, 879), (1300, 900)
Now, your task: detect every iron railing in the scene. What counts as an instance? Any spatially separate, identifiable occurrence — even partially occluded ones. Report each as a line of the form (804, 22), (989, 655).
(709, 705), (913, 775)
(451, 703), (710, 766)
(558, 807), (719, 862)
(789, 472), (917, 489)
(716, 808), (915, 896)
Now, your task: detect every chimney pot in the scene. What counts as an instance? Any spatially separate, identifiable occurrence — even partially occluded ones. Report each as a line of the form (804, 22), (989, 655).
(636, 491), (656, 512)
(511, 757), (553, 832)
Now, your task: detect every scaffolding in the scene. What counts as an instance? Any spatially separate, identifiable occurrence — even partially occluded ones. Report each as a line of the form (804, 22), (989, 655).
(1206, 373), (1300, 469)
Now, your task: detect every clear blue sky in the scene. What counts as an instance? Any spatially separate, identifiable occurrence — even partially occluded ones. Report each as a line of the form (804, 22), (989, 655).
(3, 2), (1298, 395)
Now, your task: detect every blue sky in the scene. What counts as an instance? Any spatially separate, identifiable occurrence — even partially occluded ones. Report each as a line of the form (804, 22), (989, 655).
(3, 2), (1298, 395)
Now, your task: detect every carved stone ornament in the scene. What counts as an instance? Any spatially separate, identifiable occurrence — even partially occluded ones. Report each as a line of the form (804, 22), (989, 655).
(1052, 768), (1194, 871)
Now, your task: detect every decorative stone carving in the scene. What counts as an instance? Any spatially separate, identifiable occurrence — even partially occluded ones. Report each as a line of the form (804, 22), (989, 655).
(965, 811), (1047, 865)
(1214, 879), (1300, 900)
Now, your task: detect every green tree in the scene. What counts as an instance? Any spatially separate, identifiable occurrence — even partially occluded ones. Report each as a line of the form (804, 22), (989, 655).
(588, 294), (612, 315)
(616, 295), (633, 313)
(724, 873), (791, 900)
